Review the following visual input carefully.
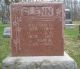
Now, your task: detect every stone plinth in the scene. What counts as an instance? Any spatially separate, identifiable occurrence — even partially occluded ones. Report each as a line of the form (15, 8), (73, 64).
(10, 2), (65, 56)
(2, 52), (77, 69)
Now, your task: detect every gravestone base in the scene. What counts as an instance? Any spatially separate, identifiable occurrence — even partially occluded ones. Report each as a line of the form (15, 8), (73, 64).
(2, 52), (77, 69)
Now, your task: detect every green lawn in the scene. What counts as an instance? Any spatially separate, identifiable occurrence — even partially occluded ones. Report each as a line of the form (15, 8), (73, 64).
(0, 21), (80, 69)
(0, 23), (10, 69)
(65, 22), (80, 69)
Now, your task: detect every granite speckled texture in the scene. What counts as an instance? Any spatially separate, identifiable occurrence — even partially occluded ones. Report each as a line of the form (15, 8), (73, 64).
(2, 52), (77, 69)
(10, 2), (65, 56)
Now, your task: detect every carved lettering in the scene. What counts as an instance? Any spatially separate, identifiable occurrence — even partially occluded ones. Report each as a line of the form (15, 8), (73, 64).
(21, 7), (54, 16)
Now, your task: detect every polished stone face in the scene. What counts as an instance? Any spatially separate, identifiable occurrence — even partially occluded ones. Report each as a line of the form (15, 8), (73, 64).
(10, 3), (65, 56)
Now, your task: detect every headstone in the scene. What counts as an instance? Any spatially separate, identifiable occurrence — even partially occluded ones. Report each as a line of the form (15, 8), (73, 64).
(2, 2), (77, 69)
(10, 2), (65, 56)
(65, 9), (72, 24)
(3, 27), (11, 38)
(65, 24), (75, 29)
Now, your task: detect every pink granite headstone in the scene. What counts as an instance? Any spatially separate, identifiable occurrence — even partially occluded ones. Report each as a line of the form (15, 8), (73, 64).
(10, 2), (65, 56)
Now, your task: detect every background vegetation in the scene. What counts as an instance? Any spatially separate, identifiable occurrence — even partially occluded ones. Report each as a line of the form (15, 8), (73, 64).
(0, 23), (10, 69)
(65, 21), (80, 69)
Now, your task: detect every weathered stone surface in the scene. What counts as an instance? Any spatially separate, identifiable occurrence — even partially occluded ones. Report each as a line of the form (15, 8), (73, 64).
(10, 2), (65, 56)
(3, 27), (11, 38)
(2, 52), (77, 69)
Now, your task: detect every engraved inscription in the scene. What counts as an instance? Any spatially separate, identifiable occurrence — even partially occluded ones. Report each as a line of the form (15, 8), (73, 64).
(21, 7), (54, 16)
(27, 23), (54, 47)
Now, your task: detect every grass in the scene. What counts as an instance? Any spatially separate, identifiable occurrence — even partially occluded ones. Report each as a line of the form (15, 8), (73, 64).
(0, 23), (10, 69)
(64, 21), (80, 69)
(0, 21), (80, 69)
